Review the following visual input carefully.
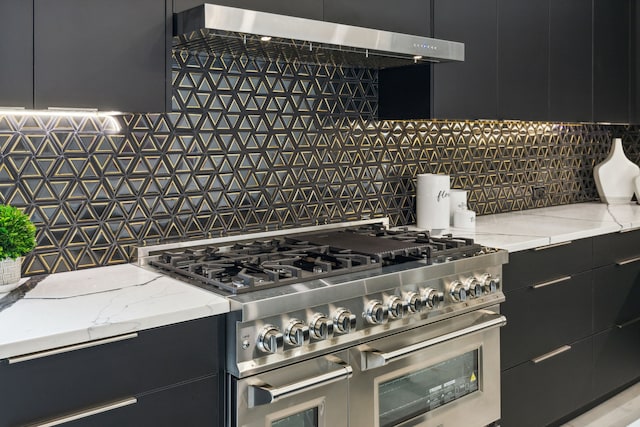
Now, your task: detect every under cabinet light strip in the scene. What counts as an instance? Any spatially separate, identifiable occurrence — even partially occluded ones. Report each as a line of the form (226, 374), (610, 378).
(0, 107), (122, 133)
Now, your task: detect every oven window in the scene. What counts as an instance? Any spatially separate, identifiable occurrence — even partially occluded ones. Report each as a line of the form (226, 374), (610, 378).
(271, 407), (318, 427)
(378, 349), (479, 427)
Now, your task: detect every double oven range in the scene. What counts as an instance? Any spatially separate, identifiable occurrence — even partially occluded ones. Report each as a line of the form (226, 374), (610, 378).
(139, 219), (508, 427)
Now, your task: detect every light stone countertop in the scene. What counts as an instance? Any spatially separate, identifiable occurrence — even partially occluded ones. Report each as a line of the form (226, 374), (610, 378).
(0, 263), (229, 359)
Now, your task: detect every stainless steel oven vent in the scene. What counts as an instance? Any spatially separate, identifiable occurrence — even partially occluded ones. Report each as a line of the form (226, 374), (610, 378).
(174, 4), (464, 69)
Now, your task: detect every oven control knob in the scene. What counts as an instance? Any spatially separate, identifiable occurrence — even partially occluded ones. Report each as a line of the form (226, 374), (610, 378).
(334, 308), (357, 334)
(465, 278), (483, 298)
(284, 319), (310, 347)
(406, 292), (425, 313)
(257, 325), (284, 354)
(480, 273), (499, 294)
(449, 280), (467, 302)
(387, 296), (407, 320)
(310, 313), (334, 340)
(422, 288), (444, 309)
(365, 300), (388, 325)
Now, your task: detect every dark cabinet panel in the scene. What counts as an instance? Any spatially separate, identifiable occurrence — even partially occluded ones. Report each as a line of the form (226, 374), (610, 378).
(61, 376), (221, 427)
(593, 229), (640, 268)
(502, 238), (592, 293)
(173, 0), (323, 19)
(593, 324), (640, 399)
(501, 271), (592, 370)
(549, 0), (593, 122)
(497, 0), (549, 120)
(432, 0), (498, 120)
(0, 316), (224, 427)
(632, 0), (640, 124)
(593, 262), (640, 333)
(324, 0), (431, 36)
(593, 0), (630, 123)
(501, 337), (593, 427)
(34, 0), (168, 112)
(0, 0), (33, 108)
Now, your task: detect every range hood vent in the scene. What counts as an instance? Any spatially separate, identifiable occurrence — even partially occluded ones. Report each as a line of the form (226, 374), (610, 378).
(174, 4), (464, 69)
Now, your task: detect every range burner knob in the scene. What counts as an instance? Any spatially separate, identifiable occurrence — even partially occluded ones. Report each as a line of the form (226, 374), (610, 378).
(464, 277), (483, 298)
(479, 273), (500, 294)
(310, 313), (334, 340)
(334, 308), (357, 334)
(449, 280), (467, 302)
(365, 300), (388, 325)
(387, 296), (407, 320)
(257, 325), (284, 354)
(406, 292), (425, 313)
(284, 319), (310, 347)
(422, 288), (444, 309)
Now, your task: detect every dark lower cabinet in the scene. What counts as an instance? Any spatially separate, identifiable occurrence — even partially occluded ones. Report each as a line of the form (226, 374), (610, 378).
(593, 262), (640, 334)
(501, 337), (593, 427)
(0, 316), (224, 427)
(593, 323), (640, 399)
(61, 375), (220, 427)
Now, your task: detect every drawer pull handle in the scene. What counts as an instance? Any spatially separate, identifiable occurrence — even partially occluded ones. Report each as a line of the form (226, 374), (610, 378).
(616, 256), (640, 266)
(530, 275), (572, 289)
(531, 345), (572, 364)
(533, 241), (572, 251)
(26, 397), (137, 427)
(8, 333), (138, 364)
(616, 316), (640, 329)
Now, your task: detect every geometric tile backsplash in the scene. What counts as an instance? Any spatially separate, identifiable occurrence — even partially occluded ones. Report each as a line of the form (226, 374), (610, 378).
(1, 50), (639, 275)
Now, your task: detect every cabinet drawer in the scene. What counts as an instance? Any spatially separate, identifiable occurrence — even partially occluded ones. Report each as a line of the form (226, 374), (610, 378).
(503, 238), (592, 292)
(593, 323), (640, 399)
(593, 262), (640, 333)
(22, 375), (221, 427)
(501, 271), (592, 369)
(501, 337), (593, 427)
(593, 229), (640, 268)
(0, 316), (224, 427)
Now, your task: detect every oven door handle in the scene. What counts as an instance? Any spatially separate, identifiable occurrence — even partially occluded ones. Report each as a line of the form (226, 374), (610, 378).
(361, 312), (507, 370)
(248, 362), (353, 407)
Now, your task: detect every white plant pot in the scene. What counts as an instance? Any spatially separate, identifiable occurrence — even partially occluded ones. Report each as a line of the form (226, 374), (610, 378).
(0, 257), (22, 293)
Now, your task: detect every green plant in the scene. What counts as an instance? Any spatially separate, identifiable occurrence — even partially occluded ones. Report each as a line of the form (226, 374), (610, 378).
(0, 205), (36, 261)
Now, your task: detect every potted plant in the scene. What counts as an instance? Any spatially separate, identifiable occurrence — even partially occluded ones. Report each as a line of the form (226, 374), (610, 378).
(0, 204), (36, 292)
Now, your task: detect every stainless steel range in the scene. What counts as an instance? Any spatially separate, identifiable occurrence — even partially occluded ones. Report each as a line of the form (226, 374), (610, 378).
(138, 219), (508, 427)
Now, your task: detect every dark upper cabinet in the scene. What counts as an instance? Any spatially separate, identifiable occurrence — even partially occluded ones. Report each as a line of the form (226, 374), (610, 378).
(432, 0), (497, 120)
(632, 0), (640, 124)
(549, 0), (593, 122)
(497, 0), (549, 121)
(323, 0), (431, 36)
(0, 0), (33, 108)
(173, 0), (323, 19)
(594, 0), (630, 123)
(34, 0), (169, 112)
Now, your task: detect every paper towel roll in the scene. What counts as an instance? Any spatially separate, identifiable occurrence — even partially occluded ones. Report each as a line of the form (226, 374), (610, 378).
(416, 174), (450, 230)
(449, 189), (468, 224)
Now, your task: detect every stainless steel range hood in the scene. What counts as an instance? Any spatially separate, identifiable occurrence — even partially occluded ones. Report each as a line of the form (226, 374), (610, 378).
(174, 4), (464, 69)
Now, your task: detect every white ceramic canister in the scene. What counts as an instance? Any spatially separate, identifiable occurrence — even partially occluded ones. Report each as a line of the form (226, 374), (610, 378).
(453, 209), (476, 229)
(449, 189), (468, 225)
(416, 174), (450, 230)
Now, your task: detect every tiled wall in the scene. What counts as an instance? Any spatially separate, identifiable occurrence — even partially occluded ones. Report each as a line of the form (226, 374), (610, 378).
(2, 50), (639, 275)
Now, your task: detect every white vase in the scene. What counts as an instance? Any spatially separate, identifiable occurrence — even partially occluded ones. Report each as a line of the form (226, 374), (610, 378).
(635, 175), (640, 205)
(594, 138), (640, 204)
(0, 257), (22, 293)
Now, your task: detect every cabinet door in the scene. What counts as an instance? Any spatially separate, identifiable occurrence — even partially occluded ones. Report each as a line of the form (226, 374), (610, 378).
(549, 0), (593, 122)
(0, 316), (224, 427)
(593, 262), (640, 333)
(501, 337), (593, 427)
(593, 323), (640, 399)
(174, 0), (323, 19)
(0, 0), (33, 108)
(34, 0), (168, 112)
(501, 271), (592, 370)
(593, 229), (640, 268)
(593, 0), (630, 123)
(432, 0), (497, 120)
(497, 0), (549, 120)
(324, 0), (431, 36)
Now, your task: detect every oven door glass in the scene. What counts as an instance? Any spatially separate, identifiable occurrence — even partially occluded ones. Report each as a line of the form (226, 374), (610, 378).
(272, 407), (318, 427)
(378, 349), (479, 427)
